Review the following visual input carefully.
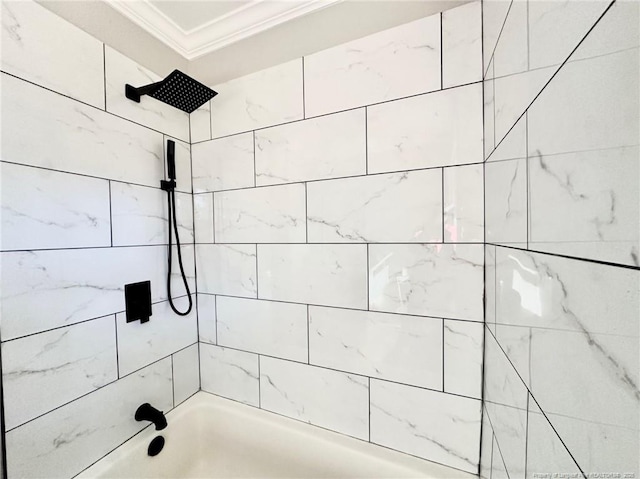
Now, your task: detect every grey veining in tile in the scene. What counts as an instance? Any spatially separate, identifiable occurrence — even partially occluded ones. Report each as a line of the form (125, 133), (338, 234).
(200, 343), (259, 406)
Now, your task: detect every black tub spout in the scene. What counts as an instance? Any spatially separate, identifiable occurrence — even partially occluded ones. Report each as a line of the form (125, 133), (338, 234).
(135, 403), (167, 431)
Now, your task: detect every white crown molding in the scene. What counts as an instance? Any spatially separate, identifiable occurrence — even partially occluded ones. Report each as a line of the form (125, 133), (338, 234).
(108, 0), (341, 60)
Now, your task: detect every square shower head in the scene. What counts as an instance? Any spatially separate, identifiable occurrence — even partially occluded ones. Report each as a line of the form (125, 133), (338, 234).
(147, 70), (218, 114)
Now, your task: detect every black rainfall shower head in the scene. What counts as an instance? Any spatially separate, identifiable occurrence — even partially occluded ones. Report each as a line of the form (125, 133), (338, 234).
(125, 70), (217, 114)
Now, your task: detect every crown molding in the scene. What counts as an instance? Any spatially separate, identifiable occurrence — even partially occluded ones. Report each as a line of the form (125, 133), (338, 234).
(107, 0), (341, 60)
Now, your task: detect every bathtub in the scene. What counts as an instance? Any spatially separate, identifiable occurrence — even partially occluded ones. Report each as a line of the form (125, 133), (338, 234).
(78, 392), (474, 478)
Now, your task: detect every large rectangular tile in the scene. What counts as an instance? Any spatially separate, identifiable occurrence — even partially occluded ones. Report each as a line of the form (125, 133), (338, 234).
(485, 158), (527, 244)
(370, 379), (480, 473)
(369, 244), (484, 321)
(172, 344), (200, 405)
(217, 297), (307, 363)
(0, 163), (111, 250)
(2, 318), (117, 430)
(111, 182), (193, 246)
(443, 164), (484, 243)
(492, 0), (528, 78)
(5, 359), (172, 479)
(190, 102), (211, 143)
(260, 357), (368, 440)
(192, 133), (254, 193)
(196, 294), (217, 344)
(483, 59), (495, 158)
(254, 109), (366, 186)
(211, 60), (303, 138)
(257, 244), (367, 309)
(116, 298), (197, 377)
(367, 84), (483, 173)
(193, 193), (214, 243)
(304, 15), (441, 117)
(442, 1), (482, 88)
(214, 183), (306, 243)
(1, 1), (104, 108)
(309, 307), (442, 390)
(529, 147), (639, 266)
(196, 244), (257, 298)
(1, 73), (164, 188)
(200, 343), (258, 406)
(1, 245), (195, 340)
(443, 320), (483, 399)
(307, 169), (442, 243)
(482, 0), (511, 76)
(104, 46), (189, 141)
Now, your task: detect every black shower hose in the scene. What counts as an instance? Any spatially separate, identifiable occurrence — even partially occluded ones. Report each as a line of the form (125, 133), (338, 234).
(166, 187), (193, 316)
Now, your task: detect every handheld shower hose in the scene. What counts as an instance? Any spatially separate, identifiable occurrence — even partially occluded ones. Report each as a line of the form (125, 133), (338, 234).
(162, 140), (192, 316)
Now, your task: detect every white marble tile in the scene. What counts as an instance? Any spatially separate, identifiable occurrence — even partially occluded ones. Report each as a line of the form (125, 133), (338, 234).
(257, 244), (367, 309)
(494, 246), (639, 337)
(260, 357), (368, 440)
(493, 0), (528, 78)
(482, 0), (512, 75)
(111, 183), (193, 246)
(526, 397), (582, 479)
(528, 0), (609, 70)
(443, 320), (483, 399)
(527, 49), (639, 158)
(214, 183), (306, 243)
(308, 169), (442, 243)
(217, 297), (307, 363)
(190, 102), (211, 143)
(494, 323), (531, 385)
(5, 358), (172, 479)
(529, 147), (639, 266)
(483, 60), (495, 159)
(443, 164), (484, 243)
(304, 15), (441, 118)
(0, 163), (111, 251)
(485, 401), (527, 478)
(485, 246), (497, 335)
(1, 245), (195, 340)
(1, 72), (165, 188)
(442, 1), (482, 88)
(197, 294), (217, 344)
(196, 244), (257, 298)
(369, 243), (484, 321)
(254, 109), (366, 186)
(491, 437), (509, 479)
(104, 46), (189, 141)
(2, 318), (117, 430)
(370, 379), (481, 473)
(192, 133), (254, 193)
(167, 136), (192, 194)
(309, 307), (442, 390)
(116, 298), (197, 377)
(368, 83), (483, 173)
(544, 410), (639, 476)
(1, 1), (104, 108)
(193, 193), (214, 243)
(487, 113), (526, 162)
(480, 406), (494, 479)
(485, 158), (527, 244)
(493, 66), (553, 145)
(200, 343), (258, 406)
(172, 344), (200, 405)
(211, 59), (303, 138)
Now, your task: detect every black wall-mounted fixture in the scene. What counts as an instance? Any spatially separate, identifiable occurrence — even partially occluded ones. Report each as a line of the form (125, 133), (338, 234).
(124, 281), (152, 323)
(135, 403), (167, 431)
(148, 436), (165, 457)
(125, 70), (218, 113)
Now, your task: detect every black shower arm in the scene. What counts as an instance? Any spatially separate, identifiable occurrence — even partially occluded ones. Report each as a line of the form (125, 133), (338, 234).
(125, 81), (164, 103)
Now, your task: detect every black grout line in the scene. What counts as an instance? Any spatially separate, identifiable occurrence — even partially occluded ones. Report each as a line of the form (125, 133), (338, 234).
(304, 183), (309, 243)
(525, 112), (530, 250)
(102, 44), (107, 112)
(197, 291), (485, 325)
(440, 12), (444, 89)
(255, 244), (259, 298)
(365, 244), (370, 311)
(189, 80), (484, 145)
(302, 57), (306, 119)
(198, 388), (479, 477)
(2, 241), (198, 254)
(191, 241), (485, 246)
(441, 168), (446, 241)
(442, 319), (445, 393)
(171, 354), (175, 409)
(108, 180), (113, 247)
(364, 106), (369, 175)
(114, 314), (120, 379)
(306, 305), (310, 364)
(199, 339), (481, 403)
(488, 242), (640, 271)
(0, 70), (189, 142)
(368, 377), (371, 442)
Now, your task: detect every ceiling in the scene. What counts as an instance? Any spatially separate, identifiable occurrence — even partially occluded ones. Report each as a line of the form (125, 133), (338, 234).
(108, 0), (341, 60)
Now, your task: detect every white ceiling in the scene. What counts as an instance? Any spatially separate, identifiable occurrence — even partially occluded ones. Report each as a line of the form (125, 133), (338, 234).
(108, 0), (341, 60)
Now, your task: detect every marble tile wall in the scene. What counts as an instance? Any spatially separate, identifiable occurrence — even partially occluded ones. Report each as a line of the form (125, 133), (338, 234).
(1, 2), (198, 477)
(481, 1), (640, 478)
(191, 2), (484, 474)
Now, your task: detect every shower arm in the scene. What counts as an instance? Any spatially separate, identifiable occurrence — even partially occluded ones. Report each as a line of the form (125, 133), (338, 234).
(125, 81), (163, 103)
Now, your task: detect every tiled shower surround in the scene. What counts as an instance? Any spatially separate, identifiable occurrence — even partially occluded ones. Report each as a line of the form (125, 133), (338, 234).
(481, 0), (639, 477)
(190, 1), (485, 475)
(0, 0), (638, 478)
